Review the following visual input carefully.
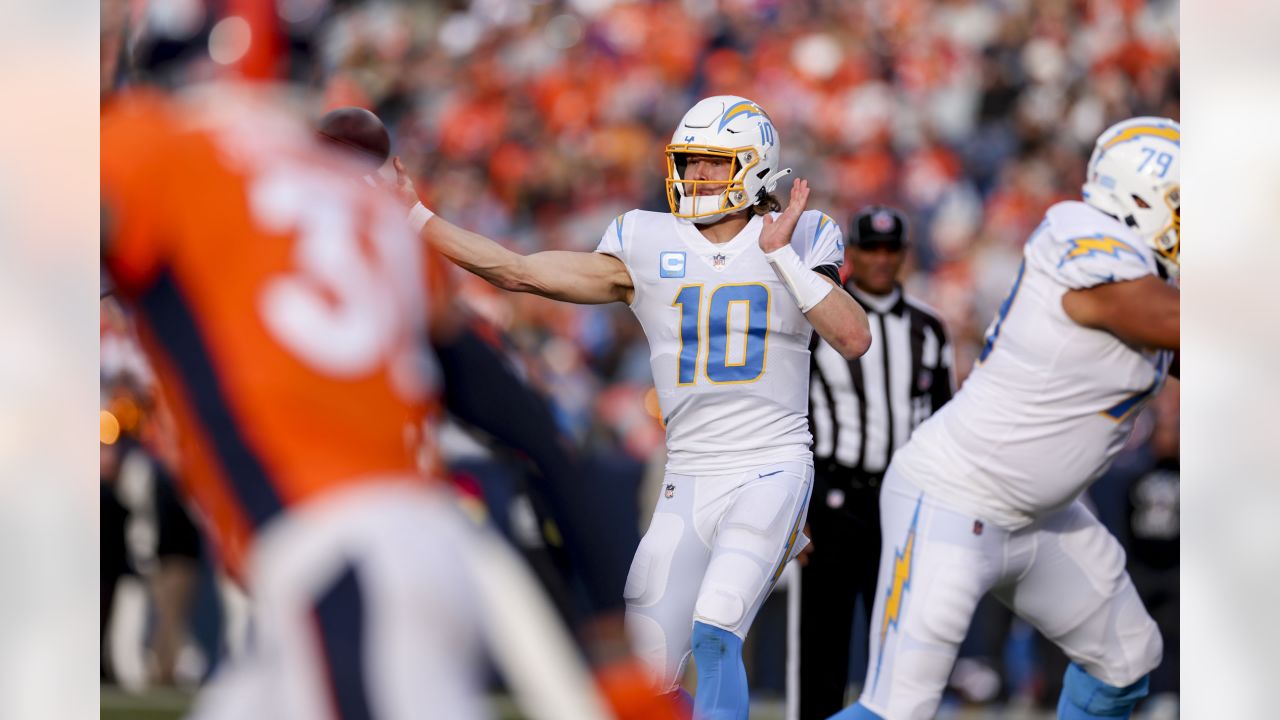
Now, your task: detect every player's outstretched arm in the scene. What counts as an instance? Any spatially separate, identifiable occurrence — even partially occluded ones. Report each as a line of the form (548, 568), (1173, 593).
(1061, 274), (1179, 350)
(759, 179), (872, 360)
(424, 217), (632, 304)
(393, 158), (632, 305)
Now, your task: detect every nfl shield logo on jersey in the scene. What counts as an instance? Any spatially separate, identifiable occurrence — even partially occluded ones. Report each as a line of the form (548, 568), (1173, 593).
(712, 253), (727, 270)
(664, 483), (676, 499)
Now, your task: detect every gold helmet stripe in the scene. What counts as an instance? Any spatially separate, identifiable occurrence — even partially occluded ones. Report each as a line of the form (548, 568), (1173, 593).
(1101, 125), (1180, 151)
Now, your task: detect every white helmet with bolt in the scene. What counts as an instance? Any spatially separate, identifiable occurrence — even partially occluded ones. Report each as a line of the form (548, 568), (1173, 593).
(665, 95), (793, 224)
(1082, 116), (1181, 279)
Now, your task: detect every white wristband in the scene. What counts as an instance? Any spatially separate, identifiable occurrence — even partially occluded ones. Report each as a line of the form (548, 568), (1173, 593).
(764, 244), (833, 313)
(407, 201), (435, 234)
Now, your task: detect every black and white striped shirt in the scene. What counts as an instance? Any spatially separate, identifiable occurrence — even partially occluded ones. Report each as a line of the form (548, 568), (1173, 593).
(809, 284), (955, 475)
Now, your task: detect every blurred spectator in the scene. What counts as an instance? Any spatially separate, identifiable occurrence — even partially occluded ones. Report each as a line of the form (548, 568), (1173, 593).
(99, 440), (132, 685)
(101, 300), (222, 689)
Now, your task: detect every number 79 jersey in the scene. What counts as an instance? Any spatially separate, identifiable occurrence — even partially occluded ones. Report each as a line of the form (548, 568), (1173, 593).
(892, 201), (1173, 529)
(595, 209), (844, 475)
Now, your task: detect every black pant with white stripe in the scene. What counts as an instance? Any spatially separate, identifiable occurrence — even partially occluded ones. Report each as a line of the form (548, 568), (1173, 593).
(794, 465), (883, 720)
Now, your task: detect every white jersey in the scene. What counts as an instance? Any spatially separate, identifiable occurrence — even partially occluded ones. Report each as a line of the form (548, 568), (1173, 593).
(894, 201), (1174, 529)
(595, 209), (844, 475)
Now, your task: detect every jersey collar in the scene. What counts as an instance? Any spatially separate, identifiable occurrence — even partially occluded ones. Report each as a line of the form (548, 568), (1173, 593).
(848, 283), (905, 315)
(674, 213), (764, 271)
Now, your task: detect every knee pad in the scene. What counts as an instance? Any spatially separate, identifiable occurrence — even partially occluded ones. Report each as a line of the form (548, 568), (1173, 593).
(1058, 662), (1149, 719)
(692, 481), (803, 630)
(1113, 588), (1163, 683)
(694, 554), (765, 630)
(1075, 583), (1162, 687)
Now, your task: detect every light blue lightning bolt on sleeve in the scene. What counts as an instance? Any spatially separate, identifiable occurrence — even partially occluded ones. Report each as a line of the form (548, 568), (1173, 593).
(790, 210), (845, 269)
(594, 210), (633, 262)
(1026, 202), (1157, 289)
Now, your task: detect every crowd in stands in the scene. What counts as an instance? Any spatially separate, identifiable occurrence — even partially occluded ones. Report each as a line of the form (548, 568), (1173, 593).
(296, 0), (1181, 452)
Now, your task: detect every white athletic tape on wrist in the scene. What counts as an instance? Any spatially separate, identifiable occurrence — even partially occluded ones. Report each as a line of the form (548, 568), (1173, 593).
(765, 244), (833, 313)
(407, 202), (435, 234)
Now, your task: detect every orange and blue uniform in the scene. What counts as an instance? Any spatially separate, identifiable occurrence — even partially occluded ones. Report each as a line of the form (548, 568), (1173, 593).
(101, 88), (441, 579)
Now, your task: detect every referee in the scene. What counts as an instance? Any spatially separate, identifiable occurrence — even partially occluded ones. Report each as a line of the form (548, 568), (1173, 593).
(788, 205), (956, 720)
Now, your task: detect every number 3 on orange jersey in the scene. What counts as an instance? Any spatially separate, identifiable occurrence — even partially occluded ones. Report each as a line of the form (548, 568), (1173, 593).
(251, 167), (428, 396)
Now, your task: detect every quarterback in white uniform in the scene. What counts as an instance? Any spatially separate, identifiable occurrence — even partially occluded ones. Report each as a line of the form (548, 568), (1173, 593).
(397, 95), (871, 719)
(832, 117), (1180, 720)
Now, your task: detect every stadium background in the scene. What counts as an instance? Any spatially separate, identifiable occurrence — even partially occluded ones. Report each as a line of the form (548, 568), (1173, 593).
(99, 0), (1180, 717)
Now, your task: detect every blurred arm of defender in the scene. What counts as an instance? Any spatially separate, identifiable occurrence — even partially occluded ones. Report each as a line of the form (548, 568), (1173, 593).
(1061, 275), (1179, 350)
(431, 318), (632, 626)
(393, 158), (634, 306)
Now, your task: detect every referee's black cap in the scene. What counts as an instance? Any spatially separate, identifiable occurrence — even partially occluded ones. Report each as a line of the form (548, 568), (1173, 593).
(850, 205), (908, 249)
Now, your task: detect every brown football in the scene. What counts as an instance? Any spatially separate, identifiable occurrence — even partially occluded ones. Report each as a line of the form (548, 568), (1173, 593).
(317, 107), (391, 170)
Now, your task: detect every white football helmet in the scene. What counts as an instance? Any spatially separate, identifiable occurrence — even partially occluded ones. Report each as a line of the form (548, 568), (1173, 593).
(1082, 117), (1181, 279)
(665, 95), (791, 224)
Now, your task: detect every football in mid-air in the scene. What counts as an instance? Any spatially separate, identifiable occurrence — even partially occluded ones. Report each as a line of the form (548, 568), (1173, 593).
(316, 106), (391, 170)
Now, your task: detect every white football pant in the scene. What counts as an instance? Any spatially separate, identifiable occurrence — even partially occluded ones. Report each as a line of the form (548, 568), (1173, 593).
(858, 467), (1162, 720)
(624, 460), (813, 691)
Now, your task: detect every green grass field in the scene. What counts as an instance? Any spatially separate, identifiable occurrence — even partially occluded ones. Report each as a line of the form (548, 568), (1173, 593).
(101, 687), (190, 720)
(101, 686), (1061, 720)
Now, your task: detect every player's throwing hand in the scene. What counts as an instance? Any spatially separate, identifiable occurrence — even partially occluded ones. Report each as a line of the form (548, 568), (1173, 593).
(390, 156), (420, 208)
(759, 178), (809, 253)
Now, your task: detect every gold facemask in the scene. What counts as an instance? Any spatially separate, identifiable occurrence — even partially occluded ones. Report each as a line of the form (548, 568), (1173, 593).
(1154, 186), (1180, 271)
(664, 144), (759, 220)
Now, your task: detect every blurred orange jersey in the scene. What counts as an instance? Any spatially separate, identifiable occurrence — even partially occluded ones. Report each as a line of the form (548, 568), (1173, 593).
(102, 87), (441, 576)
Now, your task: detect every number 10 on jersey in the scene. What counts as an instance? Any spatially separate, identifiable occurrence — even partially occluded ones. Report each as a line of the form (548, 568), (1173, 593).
(674, 283), (770, 384)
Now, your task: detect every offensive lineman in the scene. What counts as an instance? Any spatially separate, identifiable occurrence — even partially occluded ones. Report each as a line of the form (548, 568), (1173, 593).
(395, 96), (872, 718)
(831, 117), (1180, 720)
